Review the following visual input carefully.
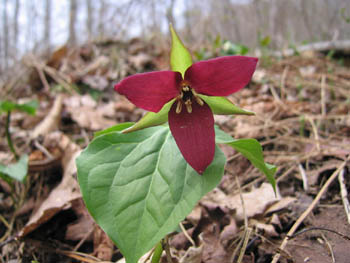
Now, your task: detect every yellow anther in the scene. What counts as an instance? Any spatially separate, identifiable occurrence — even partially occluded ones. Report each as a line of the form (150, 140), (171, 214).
(195, 96), (204, 106)
(185, 100), (192, 113)
(176, 100), (182, 114)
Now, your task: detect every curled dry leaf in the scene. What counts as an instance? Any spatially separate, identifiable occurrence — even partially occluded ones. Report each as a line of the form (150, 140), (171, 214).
(18, 132), (81, 237)
(31, 94), (64, 139)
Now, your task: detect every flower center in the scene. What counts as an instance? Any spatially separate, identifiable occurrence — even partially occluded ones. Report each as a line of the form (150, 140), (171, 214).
(176, 85), (204, 114)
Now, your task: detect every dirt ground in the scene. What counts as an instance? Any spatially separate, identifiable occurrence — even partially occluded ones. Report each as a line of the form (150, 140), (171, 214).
(0, 39), (350, 263)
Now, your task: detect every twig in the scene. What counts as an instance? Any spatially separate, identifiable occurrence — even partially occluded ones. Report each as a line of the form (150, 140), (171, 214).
(233, 175), (252, 263)
(236, 176), (248, 229)
(280, 66), (289, 100)
(271, 156), (350, 263)
(306, 115), (321, 152)
(321, 74), (327, 116)
(34, 62), (51, 91)
(287, 226), (350, 241)
(179, 222), (195, 246)
(73, 227), (95, 252)
(338, 168), (350, 224)
(5, 111), (19, 160)
(298, 163), (308, 191)
(237, 228), (252, 263)
(321, 233), (335, 263)
(33, 140), (54, 160)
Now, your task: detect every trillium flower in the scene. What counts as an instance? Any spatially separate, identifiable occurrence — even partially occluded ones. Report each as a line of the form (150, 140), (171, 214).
(114, 27), (258, 174)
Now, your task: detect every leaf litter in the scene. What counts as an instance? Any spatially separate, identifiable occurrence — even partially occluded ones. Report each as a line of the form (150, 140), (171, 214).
(0, 38), (349, 263)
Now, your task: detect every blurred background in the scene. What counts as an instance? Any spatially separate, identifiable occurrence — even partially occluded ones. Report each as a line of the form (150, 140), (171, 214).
(1, 0), (350, 74)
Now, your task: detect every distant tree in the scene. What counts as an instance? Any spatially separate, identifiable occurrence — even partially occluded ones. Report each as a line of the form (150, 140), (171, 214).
(68, 0), (77, 46)
(44, 0), (51, 53)
(86, 0), (93, 40)
(98, 0), (106, 39)
(3, 0), (8, 68)
(13, 0), (20, 51)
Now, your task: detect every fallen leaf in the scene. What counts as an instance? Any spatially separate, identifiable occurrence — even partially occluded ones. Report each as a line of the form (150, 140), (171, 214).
(18, 132), (81, 237)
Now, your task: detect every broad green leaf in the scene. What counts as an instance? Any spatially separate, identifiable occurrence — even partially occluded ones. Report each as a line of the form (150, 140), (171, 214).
(77, 126), (225, 263)
(200, 95), (255, 115)
(122, 99), (175, 133)
(0, 154), (28, 183)
(215, 127), (276, 192)
(0, 100), (38, 115)
(170, 24), (192, 77)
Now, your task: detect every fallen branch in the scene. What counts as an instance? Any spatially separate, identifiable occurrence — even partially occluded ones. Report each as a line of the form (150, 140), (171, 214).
(270, 39), (350, 57)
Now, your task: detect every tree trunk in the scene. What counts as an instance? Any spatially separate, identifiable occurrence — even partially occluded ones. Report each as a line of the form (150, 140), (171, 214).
(2, 0), (8, 68)
(98, 0), (106, 39)
(86, 0), (93, 40)
(13, 0), (20, 51)
(68, 0), (77, 46)
(44, 0), (51, 53)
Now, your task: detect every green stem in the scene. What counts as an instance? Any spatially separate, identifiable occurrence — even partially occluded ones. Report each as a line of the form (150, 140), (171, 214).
(5, 111), (18, 160)
(151, 241), (163, 263)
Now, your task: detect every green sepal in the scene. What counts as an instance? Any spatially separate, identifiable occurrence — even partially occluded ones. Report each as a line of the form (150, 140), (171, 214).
(200, 95), (255, 115)
(170, 24), (192, 77)
(215, 127), (277, 193)
(94, 122), (134, 138)
(0, 154), (29, 183)
(122, 99), (175, 133)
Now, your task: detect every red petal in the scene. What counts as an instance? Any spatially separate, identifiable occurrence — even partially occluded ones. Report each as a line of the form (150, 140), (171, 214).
(184, 56), (258, 96)
(168, 101), (215, 174)
(115, 71), (182, 112)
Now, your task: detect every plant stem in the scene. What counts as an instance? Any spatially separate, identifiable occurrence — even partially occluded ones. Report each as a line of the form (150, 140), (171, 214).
(151, 241), (163, 263)
(5, 111), (19, 160)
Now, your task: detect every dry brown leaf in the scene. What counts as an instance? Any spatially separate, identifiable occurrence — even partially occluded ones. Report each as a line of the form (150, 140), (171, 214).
(31, 94), (63, 138)
(65, 199), (94, 241)
(93, 226), (114, 261)
(64, 95), (115, 130)
(18, 132), (81, 237)
(179, 244), (202, 263)
(264, 196), (297, 215)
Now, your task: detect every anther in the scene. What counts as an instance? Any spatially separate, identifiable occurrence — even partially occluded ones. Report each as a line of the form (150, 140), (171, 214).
(185, 100), (192, 113)
(195, 96), (204, 106)
(176, 100), (182, 114)
(182, 86), (190, 92)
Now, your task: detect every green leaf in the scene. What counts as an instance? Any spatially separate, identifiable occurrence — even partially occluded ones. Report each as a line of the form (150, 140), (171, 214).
(0, 100), (38, 115)
(215, 128), (276, 192)
(0, 100), (15, 113)
(122, 99), (175, 133)
(170, 24), (192, 77)
(200, 95), (255, 115)
(0, 154), (29, 183)
(77, 126), (225, 263)
(94, 122), (134, 138)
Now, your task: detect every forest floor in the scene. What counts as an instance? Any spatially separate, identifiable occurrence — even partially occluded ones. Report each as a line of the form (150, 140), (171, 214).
(0, 38), (350, 263)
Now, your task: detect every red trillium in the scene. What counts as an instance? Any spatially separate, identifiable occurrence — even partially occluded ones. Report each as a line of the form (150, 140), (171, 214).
(115, 56), (258, 174)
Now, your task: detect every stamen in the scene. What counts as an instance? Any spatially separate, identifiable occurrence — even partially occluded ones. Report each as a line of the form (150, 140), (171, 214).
(195, 96), (204, 106)
(185, 100), (192, 113)
(176, 100), (182, 114)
